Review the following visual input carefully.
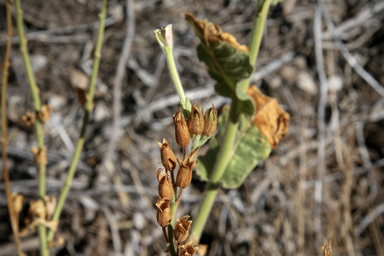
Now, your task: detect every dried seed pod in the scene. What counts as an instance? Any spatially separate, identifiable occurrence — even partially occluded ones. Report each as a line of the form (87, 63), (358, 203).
(157, 138), (177, 171)
(176, 158), (192, 189)
(31, 146), (48, 164)
(157, 169), (174, 201)
(174, 215), (192, 243)
(184, 147), (199, 170)
(180, 241), (199, 256)
(173, 108), (190, 148)
(22, 110), (36, 127)
(155, 197), (172, 227)
(38, 104), (52, 124)
(202, 104), (217, 138)
(188, 103), (204, 136)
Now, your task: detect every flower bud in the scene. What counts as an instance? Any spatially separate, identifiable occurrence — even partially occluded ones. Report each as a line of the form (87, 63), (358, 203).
(188, 103), (204, 136)
(180, 241), (199, 256)
(156, 197), (172, 227)
(157, 138), (177, 171)
(173, 108), (190, 148)
(202, 104), (217, 138)
(174, 215), (192, 243)
(176, 158), (193, 189)
(154, 24), (173, 50)
(157, 169), (174, 201)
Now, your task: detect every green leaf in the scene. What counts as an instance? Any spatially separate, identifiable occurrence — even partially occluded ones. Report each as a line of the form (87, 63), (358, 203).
(185, 14), (255, 116)
(195, 106), (272, 189)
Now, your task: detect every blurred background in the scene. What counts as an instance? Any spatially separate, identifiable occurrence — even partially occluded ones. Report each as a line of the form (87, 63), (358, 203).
(1, 0), (384, 255)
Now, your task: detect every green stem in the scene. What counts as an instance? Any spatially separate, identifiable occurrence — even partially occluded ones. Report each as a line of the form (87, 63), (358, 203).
(167, 185), (179, 256)
(190, 97), (239, 242)
(239, 0), (272, 92)
(15, 0), (48, 254)
(191, 0), (272, 243)
(164, 46), (189, 114)
(47, 0), (108, 242)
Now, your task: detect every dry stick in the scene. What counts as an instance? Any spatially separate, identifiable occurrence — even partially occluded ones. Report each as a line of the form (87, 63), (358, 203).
(101, 0), (135, 178)
(14, 0), (48, 254)
(1, 2), (25, 256)
(102, 206), (123, 256)
(314, 2), (328, 244)
(319, 0), (384, 99)
(47, 0), (108, 242)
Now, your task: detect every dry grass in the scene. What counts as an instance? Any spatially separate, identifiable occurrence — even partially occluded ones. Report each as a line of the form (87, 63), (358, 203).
(0, 0), (384, 255)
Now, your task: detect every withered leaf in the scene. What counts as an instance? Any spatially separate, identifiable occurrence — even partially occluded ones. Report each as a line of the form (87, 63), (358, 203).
(247, 86), (290, 149)
(184, 13), (249, 52)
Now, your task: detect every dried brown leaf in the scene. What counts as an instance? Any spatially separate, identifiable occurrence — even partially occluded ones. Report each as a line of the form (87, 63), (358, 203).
(247, 86), (290, 149)
(184, 13), (249, 53)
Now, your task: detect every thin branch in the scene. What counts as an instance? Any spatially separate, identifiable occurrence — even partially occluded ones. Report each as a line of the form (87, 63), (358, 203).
(314, 1), (328, 241)
(14, 0), (48, 254)
(47, 0), (109, 242)
(1, 1), (25, 256)
(319, 0), (384, 99)
(102, 0), (135, 175)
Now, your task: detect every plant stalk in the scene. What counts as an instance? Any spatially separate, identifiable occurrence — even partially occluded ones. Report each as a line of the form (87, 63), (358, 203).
(190, 97), (239, 242)
(2, 2), (25, 256)
(164, 46), (188, 114)
(15, 0), (48, 254)
(191, 0), (272, 243)
(239, 0), (272, 92)
(47, 0), (108, 242)
(167, 185), (179, 256)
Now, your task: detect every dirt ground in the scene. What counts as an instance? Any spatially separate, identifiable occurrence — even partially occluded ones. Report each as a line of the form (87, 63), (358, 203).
(1, 0), (384, 255)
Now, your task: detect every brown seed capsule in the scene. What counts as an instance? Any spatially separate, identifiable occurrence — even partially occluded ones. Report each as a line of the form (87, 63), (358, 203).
(188, 103), (204, 136)
(157, 168), (174, 201)
(176, 158), (192, 189)
(184, 147), (199, 170)
(174, 215), (192, 243)
(157, 138), (177, 171)
(22, 109), (36, 127)
(180, 241), (199, 256)
(155, 197), (172, 227)
(173, 108), (190, 148)
(202, 104), (217, 138)
(38, 104), (52, 124)
(31, 146), (48, 164)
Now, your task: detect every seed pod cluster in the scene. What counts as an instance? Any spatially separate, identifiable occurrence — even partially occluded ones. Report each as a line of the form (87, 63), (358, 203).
(156, 105), (216, 254)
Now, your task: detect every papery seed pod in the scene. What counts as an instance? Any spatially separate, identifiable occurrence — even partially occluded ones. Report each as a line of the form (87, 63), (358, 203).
(188, 103), (204, 136)
(157, 168), (166, 182)
(180, 241), (199, 256)
(174, 215), (192, 243)
(157, 138), (177, 171)
(155, 197), (172, 227)
(22, 110), (36, 127)
(184, 147), (199, 170)
(202, 104), (217, 138)
(173, 108), (190, 148)
(158, 169), (174, 201)
(38, 104), (52, 124)
(176, 158), (192, 189)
